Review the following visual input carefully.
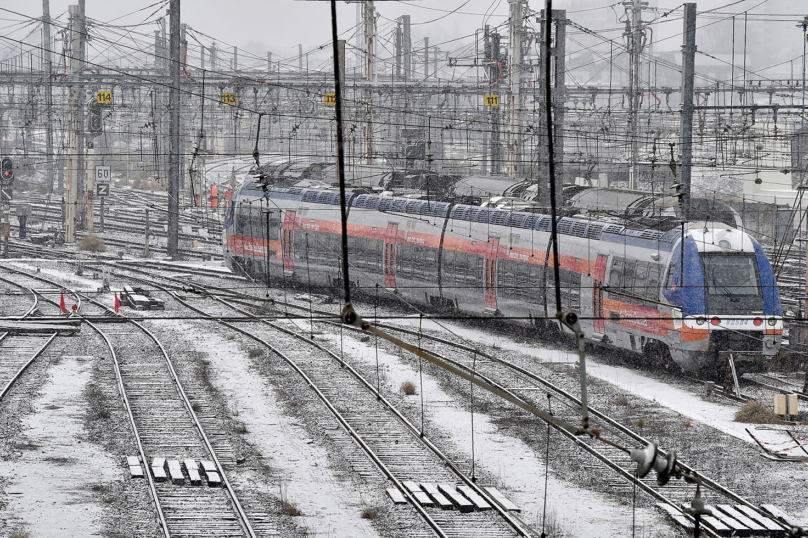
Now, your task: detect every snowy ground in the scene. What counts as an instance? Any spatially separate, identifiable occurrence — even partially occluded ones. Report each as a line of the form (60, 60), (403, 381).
(0, 355), (120, 537)
(157, 319), (382, 538)
(388, 315), (806, 455)
(284, 319), (671, 537)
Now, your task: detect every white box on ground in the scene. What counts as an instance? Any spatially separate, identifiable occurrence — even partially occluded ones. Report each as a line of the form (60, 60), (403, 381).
(774, 394), (786, 415)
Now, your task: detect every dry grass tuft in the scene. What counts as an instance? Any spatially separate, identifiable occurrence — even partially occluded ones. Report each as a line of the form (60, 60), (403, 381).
(637, 418), (645, 428)
(615, 394), (630, 406)
(80, 234), (107, 252)
(9, 531), (30, 538)
(84, 383), (110, 420)
(280, 501), (302, 516)
(234, 423), (249, 434)
(248, 348), (264, 358)
(735, 400), (783, 424)
(102, 497), (116, 504)
(401, 381), (417, 396)
(361, 507), (379, 519)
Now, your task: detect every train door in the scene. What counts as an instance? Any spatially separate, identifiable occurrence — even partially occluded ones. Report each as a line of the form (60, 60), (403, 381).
(282, 211), (296, 275)
(485, 238), (500, 312)
(384, 223), (398, 289)
(593, 254), (608, 335)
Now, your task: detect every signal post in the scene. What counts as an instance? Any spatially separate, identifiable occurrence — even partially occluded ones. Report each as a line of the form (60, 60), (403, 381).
(1, 158), (12, 258)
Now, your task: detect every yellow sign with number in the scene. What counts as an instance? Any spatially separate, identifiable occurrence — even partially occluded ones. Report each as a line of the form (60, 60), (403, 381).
(96, 91), (113, 105)
(484, 94), (499, 107)
(221, 93), (236, 105)
(325, 93), (336, 105)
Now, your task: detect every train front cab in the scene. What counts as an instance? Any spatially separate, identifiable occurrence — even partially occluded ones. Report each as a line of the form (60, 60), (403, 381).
(664, 225), (782, 373)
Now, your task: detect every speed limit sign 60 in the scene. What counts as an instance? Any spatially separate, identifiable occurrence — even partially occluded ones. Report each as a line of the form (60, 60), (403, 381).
(95, 166), (111, 182)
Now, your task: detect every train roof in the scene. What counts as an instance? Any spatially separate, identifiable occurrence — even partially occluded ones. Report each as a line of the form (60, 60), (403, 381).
(240, 183), (689, 247)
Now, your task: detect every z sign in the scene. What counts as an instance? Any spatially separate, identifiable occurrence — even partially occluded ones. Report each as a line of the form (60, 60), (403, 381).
(96, 183), (109, 197)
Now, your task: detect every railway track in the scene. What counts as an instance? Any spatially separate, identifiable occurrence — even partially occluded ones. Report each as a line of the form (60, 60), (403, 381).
(110, 263), (534, 538)
(8, 257), (803, 535)
(158, 267), (808, 536)
(744, 372), (808, 401)
(0, 264), (266, 538)
(99, 262), (804, 537)
(0, 270), (67, 404)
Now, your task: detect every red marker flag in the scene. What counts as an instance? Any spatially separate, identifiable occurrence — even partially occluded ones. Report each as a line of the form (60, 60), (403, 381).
(114, 293), (121, 314)
(59, 291), (67, 314)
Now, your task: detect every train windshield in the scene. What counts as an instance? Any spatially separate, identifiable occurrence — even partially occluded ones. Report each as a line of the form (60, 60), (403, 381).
(701, 253), (763, 311)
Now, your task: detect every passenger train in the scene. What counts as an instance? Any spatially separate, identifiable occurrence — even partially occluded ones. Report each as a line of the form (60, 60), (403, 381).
(223, 183), (783, 374)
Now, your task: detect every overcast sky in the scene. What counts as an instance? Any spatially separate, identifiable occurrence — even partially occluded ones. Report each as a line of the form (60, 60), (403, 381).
(4, 1), (807, 76)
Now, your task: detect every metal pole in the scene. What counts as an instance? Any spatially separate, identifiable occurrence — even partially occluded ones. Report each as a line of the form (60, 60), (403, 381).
(77, 0), (86, 229)
(680, 3), (697, 220)
(167, 0), (180, 258)
(65, 5), (81, 244)
(424, 37), (429, 80)
(506, 0), (524, 178)
(145, 208), (150, 257)
(43, 0), (54, 196)
(628, 0), (642, 190)
(403, 15), (411, 80)
(330, 0), (351, 304)
(364, 2), (375, 164)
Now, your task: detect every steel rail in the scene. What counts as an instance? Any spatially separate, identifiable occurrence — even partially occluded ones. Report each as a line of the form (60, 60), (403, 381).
(0, 265), (257, 538)
(0, 334), (57, 402)
(0, 268), (173, 537)
(156, 287), (453, 538)
(0, 272), (56, 403)
(103, 263), (787, 534)
(363, 319), (785, 529)
(83, 317), (171, 538)
(78, 292), (259, 538)
(108, 263), (536, 537)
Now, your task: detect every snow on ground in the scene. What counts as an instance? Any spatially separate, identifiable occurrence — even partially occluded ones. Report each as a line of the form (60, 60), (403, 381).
(9, 261), (103, 293)
(128, 259), (232, 272)
(297, 321), (669, 537)
(160, 319), (381, 538)
(0, 355), (119, 536)
(388, 316), (800, 454)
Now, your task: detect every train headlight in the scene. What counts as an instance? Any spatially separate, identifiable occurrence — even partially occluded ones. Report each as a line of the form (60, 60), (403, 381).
(753, 318), (763, 326)
(696, 317), (706, 326)
(711, 317), (721, 326)
(767, 318), (777, 326)
(718, 239), (731, 250)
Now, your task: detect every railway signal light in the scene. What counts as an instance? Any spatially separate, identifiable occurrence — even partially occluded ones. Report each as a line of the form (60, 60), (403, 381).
(1, 157), (13, 181)
(89, 105), (103, 135)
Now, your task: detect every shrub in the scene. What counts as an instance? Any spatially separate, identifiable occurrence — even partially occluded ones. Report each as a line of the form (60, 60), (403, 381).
(735, 400), (783, 424)
(361, 507), (379, 519)
(234, 423), (248, 434)
(615, 394), (630, 406)
(637, 418), (645, 428)
(400, 381), (417, 396)
(80, 234), (106, 252)
(248, 348), (264, 358)
(280, 501), (301, 516)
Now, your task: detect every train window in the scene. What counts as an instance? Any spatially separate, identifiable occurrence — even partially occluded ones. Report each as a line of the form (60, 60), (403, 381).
(634, 262), (649, 297)
(623, 260), (637, 291)
(666, 263), (677, 289)
(646, 263), (662, 300)
(609, 257), (624, 288)
(559, 269), (581, 311)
